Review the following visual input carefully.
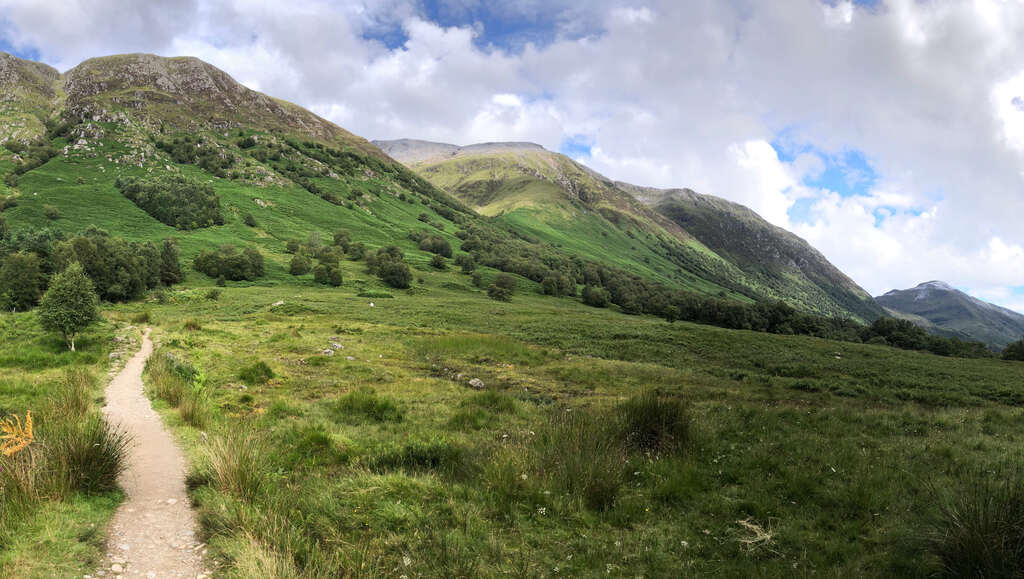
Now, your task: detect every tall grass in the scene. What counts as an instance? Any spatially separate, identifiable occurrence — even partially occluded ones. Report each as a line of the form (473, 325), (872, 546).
(191, 429), (270, 504)
(616, 390), (691, 455)
(334, 387), (404, 423)
(924, 466), (1024, 577)
(145, 349), (212, 428)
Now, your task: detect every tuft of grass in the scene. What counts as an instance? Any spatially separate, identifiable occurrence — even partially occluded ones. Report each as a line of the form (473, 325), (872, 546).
(615, 391), (691, 455)
(46, 368), (94, 420)
(334, 387), (404, 423)
(145, 351), (191, 407)
(924, 467), (1024, 577)
(191, 429), (269, 504)
(369, 436), (470, 477)
(184, 319), (203, 332)
(238, 361), (274, 386)
(44, 414), (131, 496)
(130, 311), (152, 324)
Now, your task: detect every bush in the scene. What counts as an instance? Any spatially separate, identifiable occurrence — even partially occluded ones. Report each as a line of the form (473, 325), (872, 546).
(45, 414), (131, 495)
(430, 254), (447, 270)
(243, 213), (257, 227)
(924, 467), (1024, 577)
(238, 361), (275, 386)
(471, 272), (483, 287)
(334, 387), (404, 423)
(42, 205), (60, 220)
(379, 262), (412, 289)
(454, 254), (475, 274)
(418, 234), (453, 258)
(116, 175), (223, 229)
(289, 254), (311, 276)
(194, 245), (264, 281)
(205, 288), (222, 301)
(313, 264), (343, 287)
(184, 319), (202, 331)
(285, 239), (300, 254)
(582, 285), (610, 308)
(616, 391), (690, 455)
(1003, 339), (1024, 361)
(487, 284), (512, 302)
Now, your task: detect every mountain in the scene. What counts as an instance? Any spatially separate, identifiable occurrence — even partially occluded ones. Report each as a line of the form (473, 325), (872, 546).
(623, 184), (882, 325)
(876, 281), (1024, 348)
(375, 138), (883, 322)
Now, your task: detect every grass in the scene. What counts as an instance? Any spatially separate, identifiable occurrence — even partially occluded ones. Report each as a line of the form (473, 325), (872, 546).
(107, 281), (1024, 577)
(0, 328), (129, 575)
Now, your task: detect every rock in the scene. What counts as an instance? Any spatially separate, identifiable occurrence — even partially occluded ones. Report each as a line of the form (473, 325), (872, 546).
(322, 349), (334, 356)
(330, 342), (344, 350)
(111, 564), (123, 573)
(109, 352), (120, 360)
(271, 300), (284, 307)
(346, 356), (355, 361)
(167, 498), (177, 505)
(469, 378), (485, 389)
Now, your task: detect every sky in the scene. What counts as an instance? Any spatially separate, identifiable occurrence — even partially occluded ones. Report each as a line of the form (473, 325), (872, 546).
(2, 0), (1024, 313)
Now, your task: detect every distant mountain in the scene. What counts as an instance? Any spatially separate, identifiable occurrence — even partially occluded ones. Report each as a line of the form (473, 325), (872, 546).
(376, 138), (883, 322)
(876, 281), (1024, 348)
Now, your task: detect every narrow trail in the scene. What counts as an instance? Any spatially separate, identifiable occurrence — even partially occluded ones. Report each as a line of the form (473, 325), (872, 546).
(98, 329), (209, 579)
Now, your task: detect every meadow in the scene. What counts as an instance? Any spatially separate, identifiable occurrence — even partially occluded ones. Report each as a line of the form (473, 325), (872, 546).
(85, 265), (1024, 577)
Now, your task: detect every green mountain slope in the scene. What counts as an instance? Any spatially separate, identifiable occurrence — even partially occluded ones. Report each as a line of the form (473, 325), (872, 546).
(624, 184), (884, 323)
(876, 281), (1024, 348)
(375, 139), (882, 322)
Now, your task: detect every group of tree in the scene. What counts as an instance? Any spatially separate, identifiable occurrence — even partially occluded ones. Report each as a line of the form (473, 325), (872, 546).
(286, 230), (354, 287)
(365, 246), (412, 289)
(193, 245), (264, 282)
(116, 175), (224, 230)
(0, 222), (182, 310)
(1001, 338), (1024, 361)
(155, 135), (235, 178)
(3, 138), (57, 187)
(409, 230), (452, 258)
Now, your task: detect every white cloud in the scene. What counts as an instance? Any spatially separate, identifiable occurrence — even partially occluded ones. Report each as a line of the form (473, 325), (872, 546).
(3, 0), (1024, 312)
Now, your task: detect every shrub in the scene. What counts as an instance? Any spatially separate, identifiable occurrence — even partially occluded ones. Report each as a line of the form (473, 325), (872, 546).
(116, 175), (223, 229)
(42, 205), (60, 220)
(369, 437), (469, 477)
(493, 273), (517, 291)
(379, 262), (412, 289)
(334, 387), (404, 423)
(238, 361), (275, 386)
(243, 213), (257, 227)
(1003, 339), (1024, 361)
(313, 264), (343, 286)
(289, 254), (311, 276)
(471, 272), (483, 287)
(430, 254), (447, 270)
(616, 391), (690, 455)
(582, 285), (610, 308)
(194, 245), (264, 281)
(418, 234), (452, 258)
(285, 239), (300, 254)
(454, 254), (475, 274)
(924, 467), (1024, 577)
(0, 251), (43, 311)
(205, 288), (222, 301)
(487, 284), (512, 302)
(184, 319), (202, 331)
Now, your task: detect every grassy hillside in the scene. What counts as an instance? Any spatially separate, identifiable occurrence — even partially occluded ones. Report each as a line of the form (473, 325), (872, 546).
(380, 140), (883, 322)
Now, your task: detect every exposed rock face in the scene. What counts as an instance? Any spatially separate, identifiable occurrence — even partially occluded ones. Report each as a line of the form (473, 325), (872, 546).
(0, 52), (61, 142)
(63, 54), (363, 145)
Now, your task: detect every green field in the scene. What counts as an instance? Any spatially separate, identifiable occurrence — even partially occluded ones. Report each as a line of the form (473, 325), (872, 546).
(37, 271), (1010, 577)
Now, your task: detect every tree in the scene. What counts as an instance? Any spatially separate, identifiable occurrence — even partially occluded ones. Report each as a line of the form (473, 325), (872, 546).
(379, 262), (412, 289)
(290, 254), (311, 276)
(0, 214), (8, 244)
(38, 262), (99, 351)
(0, 252), (43, 311)
(487, 283), (512, 302)
(1004, 339), (1024, 362)
(159, 239), (183, 286)
(582, 285), (610, 308)
(454, 253), (475, 274)
(430, 254), (446, 269)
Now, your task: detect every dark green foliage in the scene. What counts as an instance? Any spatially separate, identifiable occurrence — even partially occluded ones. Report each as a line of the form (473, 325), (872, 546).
(924, 467), (1024, 577)
(0, 215), (8, 243)
(493, 273), (517, 291)
(289, 254), (311, 276)
(415, 233), (453, 258)
(37, 262), (99, 351)
(238, 361), (274, 386)
(861, 318), (992, 359)
(541, 273), (575, 297)
(204, 289), (221, 301)
(243, 213), (257, 227)
(334, 387), (404, 423)
(430, 254), (446, 270)
(369, 437), (468, 477)
(193, 246), (264, 281)
(155, 135), (234, 177)
(487, 284), (512, 302)
(42, 205), (60, 220)
(285, 239), (300, 254)
(116, 175), (223, 230)
(471, 272), (483, 287)
(236, 136), (257, 149)
(454, 253), (475, 273)
(9, 139), (56, 176)
(313, 264), (343, 287)
(616, 392), (690, 455)
(332, 229), (351, 250)
(366, 246), (411, 288)
(1002, 339), (1024, 361)
(0, 252), (43, 311)
(54, 229), (178, 302)
(347, 242), (365, 260)
(159, 239), (184, 286)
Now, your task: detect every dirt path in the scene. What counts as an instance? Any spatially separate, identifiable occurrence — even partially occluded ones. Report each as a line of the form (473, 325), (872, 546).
(98, 329), (209, 579)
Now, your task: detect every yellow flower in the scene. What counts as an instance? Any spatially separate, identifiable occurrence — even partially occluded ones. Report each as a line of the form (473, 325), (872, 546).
(1, 411), (34, 457)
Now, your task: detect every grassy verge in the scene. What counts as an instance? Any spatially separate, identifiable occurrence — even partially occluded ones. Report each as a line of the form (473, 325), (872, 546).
(0, 314), (130, 576)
